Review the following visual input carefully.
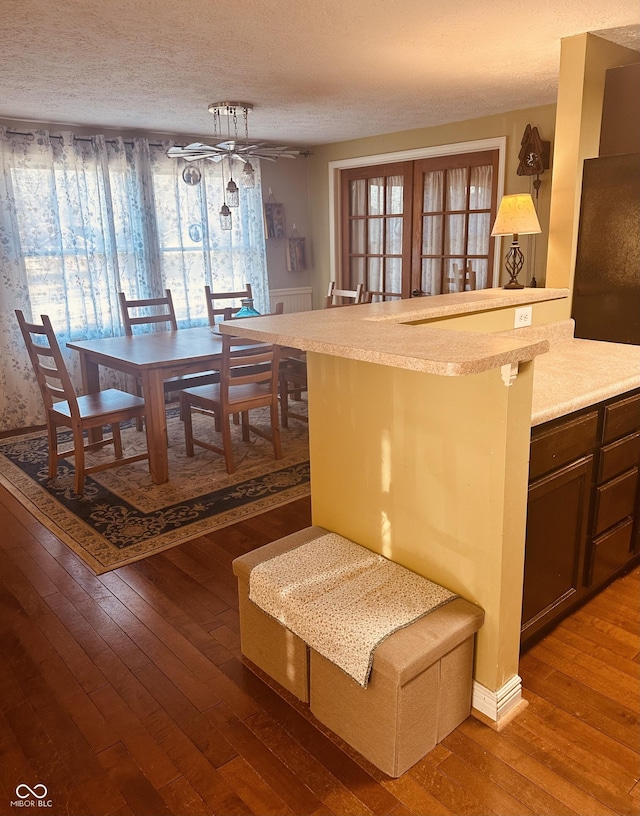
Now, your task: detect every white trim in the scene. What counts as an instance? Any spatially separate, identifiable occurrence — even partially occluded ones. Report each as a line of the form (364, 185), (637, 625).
(472, 674), (523, 723)
(328, 136), (506, 289)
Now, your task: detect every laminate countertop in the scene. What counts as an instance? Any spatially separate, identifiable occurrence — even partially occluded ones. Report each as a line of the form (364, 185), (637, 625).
(225, 287), (570, 377)
(497, 321), (640, 426)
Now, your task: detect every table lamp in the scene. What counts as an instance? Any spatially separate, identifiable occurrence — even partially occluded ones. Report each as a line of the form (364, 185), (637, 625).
(491, 193), (542, 289)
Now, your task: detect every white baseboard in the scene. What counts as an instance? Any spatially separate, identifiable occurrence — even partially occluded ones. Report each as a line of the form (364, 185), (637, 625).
(471, 674), (524, 727)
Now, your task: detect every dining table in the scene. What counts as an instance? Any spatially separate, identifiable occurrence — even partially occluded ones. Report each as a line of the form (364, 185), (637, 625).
(67, 327), (227, 484)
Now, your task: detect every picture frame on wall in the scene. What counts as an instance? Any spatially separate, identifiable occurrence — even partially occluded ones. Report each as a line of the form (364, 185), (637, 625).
(286, 236), (307, 272)
(264, 202), (286, 239)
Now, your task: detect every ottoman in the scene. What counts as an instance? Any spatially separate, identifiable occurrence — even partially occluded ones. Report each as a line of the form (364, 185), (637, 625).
(232, 525), (330, 702)
(309, 597), (484, 777)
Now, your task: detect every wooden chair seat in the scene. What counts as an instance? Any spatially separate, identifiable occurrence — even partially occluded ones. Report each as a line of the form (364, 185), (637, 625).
(179, 334), (281, 474)
(16, 310), (149, 496)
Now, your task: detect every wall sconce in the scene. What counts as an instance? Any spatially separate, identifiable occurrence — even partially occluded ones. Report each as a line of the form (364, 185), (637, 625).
(491, 194), (542, 289)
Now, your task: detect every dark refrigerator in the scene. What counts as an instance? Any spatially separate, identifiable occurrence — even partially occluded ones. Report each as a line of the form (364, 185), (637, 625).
(571, 152), (640, 346)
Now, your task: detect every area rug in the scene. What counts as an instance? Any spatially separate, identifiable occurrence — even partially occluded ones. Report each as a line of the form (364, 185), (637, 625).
(0, 407), (309, 574)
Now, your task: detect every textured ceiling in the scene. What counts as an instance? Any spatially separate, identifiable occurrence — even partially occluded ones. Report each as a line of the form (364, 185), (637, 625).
(0, 0), (638, 147)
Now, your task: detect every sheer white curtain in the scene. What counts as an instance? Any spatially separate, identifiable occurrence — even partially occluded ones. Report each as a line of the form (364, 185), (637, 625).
(0, 128), (268, 432)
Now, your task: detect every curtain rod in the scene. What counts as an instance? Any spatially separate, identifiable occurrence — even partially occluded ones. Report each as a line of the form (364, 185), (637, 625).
(3, 128), (174, 148)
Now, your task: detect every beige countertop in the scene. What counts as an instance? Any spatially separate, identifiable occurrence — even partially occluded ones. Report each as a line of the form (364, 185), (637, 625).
(229, 289), (638, 426)
(226, 288), (570, 377)
(498, 321), (640, 425)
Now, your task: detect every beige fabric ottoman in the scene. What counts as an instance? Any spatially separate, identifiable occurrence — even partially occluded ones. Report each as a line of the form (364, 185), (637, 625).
(232, 525), (330, 702)
(309, 597), (484, 777)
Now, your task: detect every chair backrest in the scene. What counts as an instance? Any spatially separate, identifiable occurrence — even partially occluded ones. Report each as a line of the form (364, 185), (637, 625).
(325, 281), (365, 308)
(220, 334), (280, 407)
(364, 290), (403, 303)
(205, 283), (253, 326)
(118, 289), (178, 335)
(15, 310), (79, 416)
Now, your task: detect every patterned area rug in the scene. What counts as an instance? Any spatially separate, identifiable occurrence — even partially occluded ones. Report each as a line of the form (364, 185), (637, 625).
(0, 407), (309, 573)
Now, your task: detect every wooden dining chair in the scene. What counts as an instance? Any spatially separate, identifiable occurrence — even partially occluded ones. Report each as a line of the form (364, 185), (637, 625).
(279, 349), (308, 428)
(179, 334), (282, 474)
(16, 310), (149, 496)
(118, 289), (219, 429)
(205, 283), (253, 325)
(325, 281), (365, 308)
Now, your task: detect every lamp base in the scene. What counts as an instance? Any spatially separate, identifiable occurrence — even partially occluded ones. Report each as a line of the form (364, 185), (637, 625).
(502, 240), (525, 290)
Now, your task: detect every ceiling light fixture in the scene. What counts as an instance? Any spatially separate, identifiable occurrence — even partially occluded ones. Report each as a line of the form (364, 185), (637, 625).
(167, 102), (299, 166)
(167, 102), (298, 230)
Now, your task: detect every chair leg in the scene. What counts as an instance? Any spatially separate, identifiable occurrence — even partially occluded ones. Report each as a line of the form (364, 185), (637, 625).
(181, 394), (195, 457)
(111, 422), (123, 458)
(241, 411), (250, 442)
(221, 415), (235, 474)
(72, 426), (86, 496)
(279, 374), (289, 428)
(271, 402), (283, 460)
(46, 421), (58, 479)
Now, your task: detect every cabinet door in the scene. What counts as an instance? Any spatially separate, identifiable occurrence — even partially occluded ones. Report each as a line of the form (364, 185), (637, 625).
(521, 455), (593, 644)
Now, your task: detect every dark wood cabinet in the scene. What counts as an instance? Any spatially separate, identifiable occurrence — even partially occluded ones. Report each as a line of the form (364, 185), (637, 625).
(521, 388), (640, 649)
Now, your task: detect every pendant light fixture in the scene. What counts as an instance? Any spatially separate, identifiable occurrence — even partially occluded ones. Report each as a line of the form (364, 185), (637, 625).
(219, 155), (232, 231)
(167, 102), (299, 227)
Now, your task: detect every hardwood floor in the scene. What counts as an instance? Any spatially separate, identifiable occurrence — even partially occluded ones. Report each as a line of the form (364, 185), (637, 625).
(0, 482), (637, 816)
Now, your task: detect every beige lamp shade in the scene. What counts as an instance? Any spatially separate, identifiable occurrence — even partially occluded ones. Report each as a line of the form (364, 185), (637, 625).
(491, 193), (542, 237)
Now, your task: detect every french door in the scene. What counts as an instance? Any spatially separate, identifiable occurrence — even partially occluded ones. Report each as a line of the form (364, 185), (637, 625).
(341, 150), (499, 298)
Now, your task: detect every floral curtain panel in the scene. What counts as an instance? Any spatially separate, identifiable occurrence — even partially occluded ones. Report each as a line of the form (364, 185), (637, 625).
(0, 128), (268, 432)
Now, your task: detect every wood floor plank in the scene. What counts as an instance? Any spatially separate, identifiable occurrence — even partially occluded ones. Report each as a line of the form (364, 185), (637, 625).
(219, 755), (298, 816)
(243, 708), (376, 816)
(519, 654), (639, 752)
(158, 776), (215, 816)
(458, 717), (620, 816)
(98, 741), (173, 816)
(440, 729), (581, 816)
(4, 700), (95, 815)
(208, 701), (324, 816)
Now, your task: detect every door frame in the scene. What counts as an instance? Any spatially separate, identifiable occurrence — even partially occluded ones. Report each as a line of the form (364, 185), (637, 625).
(328, 137), (506, 290)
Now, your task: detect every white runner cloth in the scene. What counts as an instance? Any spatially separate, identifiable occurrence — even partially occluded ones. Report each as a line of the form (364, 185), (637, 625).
(249, 533), (457, 686)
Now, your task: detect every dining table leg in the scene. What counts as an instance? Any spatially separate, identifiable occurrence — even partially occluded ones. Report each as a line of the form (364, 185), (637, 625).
(140, 368), (169, 484)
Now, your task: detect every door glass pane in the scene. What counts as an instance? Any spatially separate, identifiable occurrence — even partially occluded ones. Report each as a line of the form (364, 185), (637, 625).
(445, 214), (465, 255)
(474, 259), (489, 290)
(386, 257), (402, 293)
(350, 219), (366, 253)
(386, 175), (403, 214)
(368, 218), (383, 254)
(386, 217), (402, 254)
(368, 256), (382, 290)
(445, 259), (465, 293)
(446, 168), (467, 211)
(468, 213), (490, 254)
(350, 179), (366, 216)
(350, 256), (365, 285)
(368, 178), (385, 216)
(422, 215), (442, 254)
(422, 258), (441, 295)
(469, 165), (492, 209)
(423, 171), (443, 212)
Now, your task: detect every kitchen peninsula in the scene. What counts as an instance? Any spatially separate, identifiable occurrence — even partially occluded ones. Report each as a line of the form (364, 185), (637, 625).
(226, 288), (640, 727)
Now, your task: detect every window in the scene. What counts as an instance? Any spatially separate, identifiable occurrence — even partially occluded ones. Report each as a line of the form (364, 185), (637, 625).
(334, 140), (504, 298)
